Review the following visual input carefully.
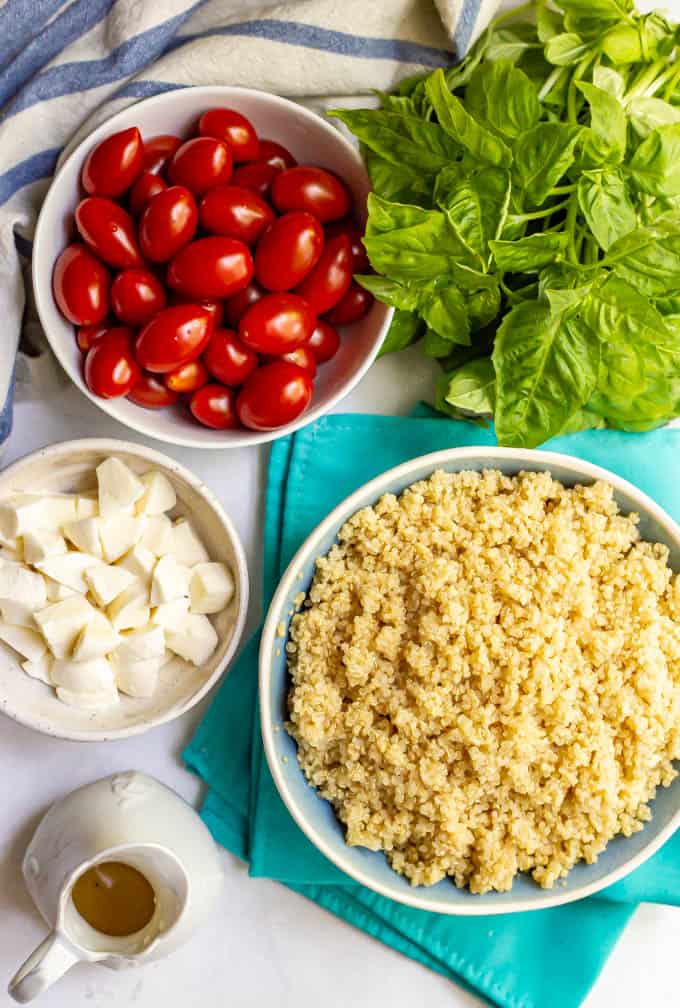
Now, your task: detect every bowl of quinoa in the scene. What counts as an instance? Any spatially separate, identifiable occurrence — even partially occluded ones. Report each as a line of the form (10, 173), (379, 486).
(260, 448), (680, 914)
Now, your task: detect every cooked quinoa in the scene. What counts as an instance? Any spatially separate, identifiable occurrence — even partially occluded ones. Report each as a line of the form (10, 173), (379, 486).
(286, 469), (680, 893)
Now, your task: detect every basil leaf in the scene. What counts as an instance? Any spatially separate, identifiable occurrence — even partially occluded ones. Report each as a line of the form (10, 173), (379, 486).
(420, 287), (470, 346)
(378, 309), (423, 357)
(434, 164), (511, 258)
(443, 357), (496, 415)
(603, 217), (680, 296)
(423, 328), (455, 358)
(465, 61), (540, 139)
(558, 0), (632, 18)
(537, 4), (564, 42)
(559, 409), (606, 433)
(576, 81), (627, 159)
(629, 124), (680, 198)
(484, 23), (540, 62)
(329, 108), (460, 172)
(577, 170), (637, 249)
(592, 65), (626, 100)
(354, 275), (420, 311)
(545, 33), (589, 65)
(424, 69), (512, 168)
(513, 123), (582, 205)
(628, 97), (680, 139)
(468, 283), (501, 328)
(490, 232), (568, 271)
(493, 300), (600, 448)
(363, 150), (432, 205)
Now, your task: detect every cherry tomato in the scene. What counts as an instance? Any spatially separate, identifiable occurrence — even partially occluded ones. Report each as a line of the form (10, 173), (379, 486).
(129, 172), (167, 214)
(169, 293), (224, 328)
(142, 134), (182, 174)
(190, 384), (239, 429)
(325, 218), (370, 273)
(294, 233), (352, 314)
(326, 282), (374, 325)
(167, 236), (253, 300)
(266, 345), (317, 378)
(203, 329), (258, 386)
(76, 322), (110, 354)
(224, 282), (264, 327)
(84, 328), (139, 398)
(168, 137), (232, 195)
(271, 166), (350, 223)
(199, 185), (274, 245)
(231, 161), (279, 198)
(257, 140), (297, 172)
(305, 320), (340, 363)
(81, 127), (143, 198)
(236, 361), (313, 431)
(239, 293), (315, 354)
(128, 373), (179, 409)
(53, 243), (109, 325)
(74, 197), (142, 270)
(165, 359), (209, 393)
(111, 268), (166, 326)
(135, 304), (214, 373)
(198, 109), (259, 162)
(255, 212), (324, 291)
(139, 186), (198, 262)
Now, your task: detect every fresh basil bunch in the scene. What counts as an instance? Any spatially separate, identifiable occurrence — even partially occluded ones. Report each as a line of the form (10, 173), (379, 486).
(331, 0), (680, 447)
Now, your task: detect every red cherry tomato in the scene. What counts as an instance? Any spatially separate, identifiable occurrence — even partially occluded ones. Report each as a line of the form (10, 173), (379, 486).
(53, 243), (109, 325)
(325, 218), (370, 273)
(165, 359), (209, 393)
(169, 293), (224, 328)
(111, 268), (166, 326)
(239, 293), (316, 354)
(135, 304), (214, 373)
(168, 137), (232, 196)
(81, 127), (143, 198)
(266, 345), (317, 378)
(167, 236), (253, 300)
(236, 361), (313, 431)
(231, 161), (279, 198)
(305, 320), (340, 363)
(271, 166), (350, 223)
(224, 282), (264, 327)
(190, 384), (239, 429)
(199, 185), (274, 245)
(255, 212), (324, 291)
(76, 322), (110, 354)
(84, 328), (139, 398)
(128, 373), (179, 409)
(294, 233), (352, 314)
(74, 197), (142, 270)
(129, 172), (167, 215)
(203, 329), (258, 386)
(326, 282), (374, 325)
(142, 134), (182, 174)
(138, 186), (198, 262)
(198, 109), (259, 162)
(257, 140), (297, 172)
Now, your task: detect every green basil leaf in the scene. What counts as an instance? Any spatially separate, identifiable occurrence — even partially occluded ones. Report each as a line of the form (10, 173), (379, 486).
(420, 287), (471, 346)
(329, 108), (460, 172)
(603, 217), (680, 296)
(559, 409), (606, 433)
(434, 164), (511, 258)
(603, 13), (675, 65)
(363, 150), (432, 205)
(443, 357), (496, 415)
(558, 0), (632, 18)
(377, 309), (423, 357)
(539, 264), (596, 313)
(592, 65), (626, 100)
(629, 124), (680, 197)
(490, 232), (568, 272)
(354, 275), (420, 311)
(577, 170), (637, 249)
(513, 123), (582, 205)
(423, 328), (455, 358)
(575, 81), (627, 159)
(424, 69), (512, 167)
(628, 97), (680, 139)
(537, 4), (564, 42)
(484, 23), (540, 62)
(468, 283), (502, 328)
(545, 33), (589, 65)
(655, 296), (680, 316)
(465, 61), (540, 139)
(492, 299), (600, 448)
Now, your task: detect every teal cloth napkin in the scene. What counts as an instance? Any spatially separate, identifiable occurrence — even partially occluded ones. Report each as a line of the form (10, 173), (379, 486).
(185, 412), (680, 1008)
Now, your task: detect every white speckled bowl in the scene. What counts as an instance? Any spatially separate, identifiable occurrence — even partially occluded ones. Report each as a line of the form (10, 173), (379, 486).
(0, 439), (248, 741)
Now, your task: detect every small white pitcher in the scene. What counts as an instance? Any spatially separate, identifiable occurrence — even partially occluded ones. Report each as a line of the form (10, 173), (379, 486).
(8, 771), (224, 1002)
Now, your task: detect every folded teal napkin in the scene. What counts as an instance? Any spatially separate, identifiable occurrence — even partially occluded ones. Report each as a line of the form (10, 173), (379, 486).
(185, 412), (680, 1008)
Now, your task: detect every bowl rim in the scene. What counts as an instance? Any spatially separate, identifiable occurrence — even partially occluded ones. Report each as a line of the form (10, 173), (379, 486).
(259, 444), (680, 914)
(32, 84), (392, 451)
(0, 437), (249, 741)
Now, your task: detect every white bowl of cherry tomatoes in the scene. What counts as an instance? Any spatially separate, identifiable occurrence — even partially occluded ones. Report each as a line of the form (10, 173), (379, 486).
(32, 86), (392, 447)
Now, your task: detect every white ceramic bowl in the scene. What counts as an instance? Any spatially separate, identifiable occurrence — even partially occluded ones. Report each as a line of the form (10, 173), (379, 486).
(0, 439), (249, 741)
(260, 447), (680, 914)
(32, 86), (393, 450)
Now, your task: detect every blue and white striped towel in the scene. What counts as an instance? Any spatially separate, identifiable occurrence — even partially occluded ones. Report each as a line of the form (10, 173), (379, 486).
(0, 0), (501, 451)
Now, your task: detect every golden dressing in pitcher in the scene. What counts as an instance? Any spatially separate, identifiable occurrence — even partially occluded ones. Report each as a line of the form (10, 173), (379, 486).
(72, 861), (156, 937)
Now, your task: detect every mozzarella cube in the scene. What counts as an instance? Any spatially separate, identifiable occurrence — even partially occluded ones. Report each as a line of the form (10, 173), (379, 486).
(22, 656), (53, 685)
(190, 562), (234, 615)
(98, 516), (146, 563)
(0, 494), (78, 538)
(151, 597), (189, 629)
(52, 655), (116, 692)
(117, 544), (156, 582)
(150, 554), (191, 605)
(171, 519), (209, 567)
(76, 494), (99, 519)
(140, 514), (174, 556)
(44, 576), (78, 603)
(56, 686), (119, 710)
(36, 553), (102, 593)
(113, 654), (161, 698)
(117, 625), (166, 662)
(72, 612), (121, 661)
(63, 517), (103, 559)
(0, 563), (47, 625)
(0, 545), (21, 564)
(136, 471), (176, 516)
(34, 596), (96, 659)
(97, 458), (145, 517)
(22, 529), (68, 565)
(0, 623), (48, 663)
(166, 613), (218, 666)
(85, 563), (136, 607)
(107, 584), (150, 632)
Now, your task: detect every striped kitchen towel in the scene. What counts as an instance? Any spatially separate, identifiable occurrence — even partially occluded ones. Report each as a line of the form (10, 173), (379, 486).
(0, 0), (501, 450)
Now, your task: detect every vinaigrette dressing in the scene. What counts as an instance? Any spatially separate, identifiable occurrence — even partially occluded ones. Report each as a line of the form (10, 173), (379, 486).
(72, 861), (156, 937)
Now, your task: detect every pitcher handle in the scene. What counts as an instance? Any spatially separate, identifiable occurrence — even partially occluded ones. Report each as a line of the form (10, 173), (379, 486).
(8, 932), (79, 1003)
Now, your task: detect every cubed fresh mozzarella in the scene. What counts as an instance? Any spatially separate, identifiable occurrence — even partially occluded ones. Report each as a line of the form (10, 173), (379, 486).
(0, 545), (21, 563)
(22, 656), (53, 685)
(62, 517), (103, 558)
(76, 494), (98, 519)
(136, 471), (176, 516)
(171, 519), (209, 567)
(98, 516), (146, 563)
(0, 494), (78, 539)
(0, 563), (47, 626)
(151, 597), (189, 629)
(139, 514), (174, 556)
(36, 553), (102, 593)
(34, 596), (96, 659)
(22, 529), (68, 565)
(97, 458), (145, 517)
(190, 562), (234, 615)
(0, 623), (48, 662)
(44, 576), (78, 603)
(84, 564), (136, 607)
(150, 554), (191, 605)
(113, 654), (161, 698)
(166, 613), (218, 665)
(116, 544), (156, 581)
(52, 655), (116, 692)
(107, 584), (150, 632)
(56, 686), (119, 710)
(117, 625), (166, 661)
(72, 612), (121, 661)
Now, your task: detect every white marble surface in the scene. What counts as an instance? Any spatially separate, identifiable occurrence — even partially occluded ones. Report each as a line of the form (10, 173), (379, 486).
(1, 350), (679, 1007)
